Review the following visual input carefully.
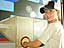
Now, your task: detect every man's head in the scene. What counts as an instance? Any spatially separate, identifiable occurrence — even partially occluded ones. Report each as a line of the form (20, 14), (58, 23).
(40, 1), (54, 14)
(40, 1), (61, 22)
(44, 9), (58, 22)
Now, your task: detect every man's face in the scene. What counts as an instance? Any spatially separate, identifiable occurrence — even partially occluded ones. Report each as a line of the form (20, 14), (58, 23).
(44, 9), (58, 22)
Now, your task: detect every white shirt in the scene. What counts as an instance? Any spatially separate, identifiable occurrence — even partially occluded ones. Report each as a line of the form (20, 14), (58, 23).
(34, 21), (62, 48)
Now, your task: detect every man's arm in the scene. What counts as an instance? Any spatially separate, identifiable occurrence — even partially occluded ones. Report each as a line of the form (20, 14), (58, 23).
(28, 39), (44, 48)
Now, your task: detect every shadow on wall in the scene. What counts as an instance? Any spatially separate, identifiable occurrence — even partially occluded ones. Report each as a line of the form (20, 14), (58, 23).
(14, 0), (42, 18)
(0, 10), (14, 21)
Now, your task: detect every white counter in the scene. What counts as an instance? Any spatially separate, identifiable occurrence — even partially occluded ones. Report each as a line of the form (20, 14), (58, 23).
(0, 42), (15, 48)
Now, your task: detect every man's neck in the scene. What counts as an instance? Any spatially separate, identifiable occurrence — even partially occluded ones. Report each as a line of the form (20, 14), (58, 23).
(48, 19), (58, 23)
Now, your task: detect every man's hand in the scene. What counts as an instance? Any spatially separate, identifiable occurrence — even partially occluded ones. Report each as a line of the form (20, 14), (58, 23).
(26, 39), (43, 48)
(22, 39), (43, 48)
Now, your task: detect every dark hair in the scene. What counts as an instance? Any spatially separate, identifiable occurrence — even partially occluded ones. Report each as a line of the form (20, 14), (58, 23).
(40, 7), (45, 14)
(40, 1), (55, 14)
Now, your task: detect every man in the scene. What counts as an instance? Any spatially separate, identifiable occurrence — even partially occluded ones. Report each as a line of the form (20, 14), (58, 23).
(23, 1), (64, 48)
